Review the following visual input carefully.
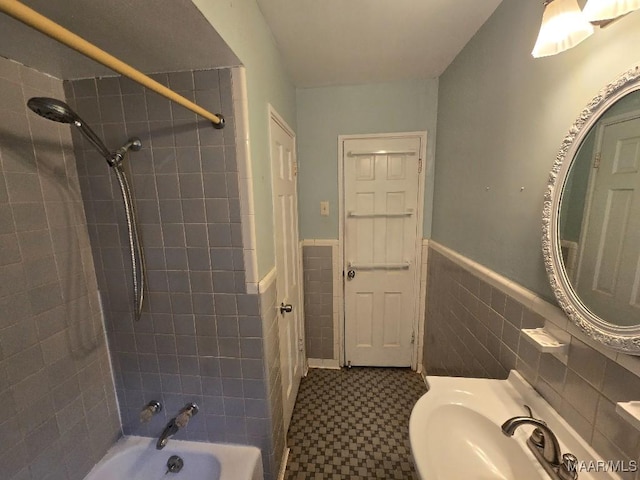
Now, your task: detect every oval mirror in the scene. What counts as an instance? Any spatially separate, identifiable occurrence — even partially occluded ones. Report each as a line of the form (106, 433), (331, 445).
(543, 65), (640, 355)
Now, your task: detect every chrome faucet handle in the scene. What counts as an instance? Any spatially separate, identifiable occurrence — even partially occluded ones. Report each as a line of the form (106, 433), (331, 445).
(139, 400), (162, 423)
(559, 453), (579, 480)
(182, 402), (199, 415)
(175, 402), (199, 428)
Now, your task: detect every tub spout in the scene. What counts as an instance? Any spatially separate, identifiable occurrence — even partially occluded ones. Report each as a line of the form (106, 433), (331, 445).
(156, 418), (179, 450)
(156, 403), (199, 450)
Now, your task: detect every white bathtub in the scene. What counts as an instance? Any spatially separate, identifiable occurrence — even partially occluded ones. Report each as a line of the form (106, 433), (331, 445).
(84, 436), (263, 480)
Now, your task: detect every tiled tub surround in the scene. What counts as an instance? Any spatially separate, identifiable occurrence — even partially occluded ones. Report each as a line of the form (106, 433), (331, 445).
(0, 57), (120, 480)
(424, 242), (640, 478)
(302, 245), (333, 360)
(65, 70), (282, 479)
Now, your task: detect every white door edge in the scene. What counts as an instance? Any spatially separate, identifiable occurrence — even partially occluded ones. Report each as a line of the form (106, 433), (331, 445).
(268, 106), (304, 347)
(337, 131), (428, 370)
(267, 104), (305, 434)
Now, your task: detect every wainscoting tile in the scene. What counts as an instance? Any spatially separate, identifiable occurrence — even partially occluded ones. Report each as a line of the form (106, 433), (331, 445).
(302, 245), (334, 360)
(424, 245), (640, 466)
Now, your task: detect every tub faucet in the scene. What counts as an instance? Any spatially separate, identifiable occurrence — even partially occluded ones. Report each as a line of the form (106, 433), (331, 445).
(157, 417), (180, 450)
(501, 416), (578, 480)
(156, 403), (199, 450)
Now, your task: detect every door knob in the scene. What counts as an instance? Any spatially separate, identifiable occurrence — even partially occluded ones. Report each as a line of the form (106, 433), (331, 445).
(347, 269), (356, 280)
(280, 303), (293, 314)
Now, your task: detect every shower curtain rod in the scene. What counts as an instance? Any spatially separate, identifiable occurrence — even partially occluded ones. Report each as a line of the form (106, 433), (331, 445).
(0, 0), (225, 129)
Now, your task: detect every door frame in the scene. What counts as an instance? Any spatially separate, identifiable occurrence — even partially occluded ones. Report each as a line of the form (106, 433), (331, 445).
(337, 131), (428, 370)
(268, 104), (307, 428)
(575, 109), (640, 285)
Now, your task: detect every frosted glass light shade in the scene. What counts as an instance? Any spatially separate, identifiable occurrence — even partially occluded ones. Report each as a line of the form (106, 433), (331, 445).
(532, 0), (595, 58)
(583, 0), (640, 22)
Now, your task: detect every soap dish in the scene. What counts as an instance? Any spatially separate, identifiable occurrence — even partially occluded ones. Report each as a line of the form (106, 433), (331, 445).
(616, 402), (640, 432)
(521, 328), (569, 354)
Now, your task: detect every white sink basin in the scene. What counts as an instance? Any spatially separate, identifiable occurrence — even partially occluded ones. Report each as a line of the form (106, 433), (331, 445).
(409, 371), (620, 480)
(424, 404), (540, 479)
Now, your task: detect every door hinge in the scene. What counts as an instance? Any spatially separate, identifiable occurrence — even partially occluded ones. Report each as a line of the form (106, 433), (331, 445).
(418, 158), (423, 173)
(411, 331), (416, 344)
(593, 152), (601, 169)
(298, 338), (304, 352)
(293, 161), (298, 176)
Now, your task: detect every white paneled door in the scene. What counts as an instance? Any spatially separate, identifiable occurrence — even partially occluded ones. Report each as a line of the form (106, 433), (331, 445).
(343, 135), (423, 366)
(269, 109), (303, 435)
(576, 114), (640, 324)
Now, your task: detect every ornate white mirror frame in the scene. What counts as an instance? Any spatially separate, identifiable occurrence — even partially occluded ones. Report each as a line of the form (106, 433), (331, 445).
(543, 64), (640, 355)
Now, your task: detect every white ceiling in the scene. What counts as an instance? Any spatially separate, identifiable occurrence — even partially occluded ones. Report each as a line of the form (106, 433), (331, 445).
(0, 0), (503, 87)
(255, 0), (503, 88)
(0, 0), (240, 80)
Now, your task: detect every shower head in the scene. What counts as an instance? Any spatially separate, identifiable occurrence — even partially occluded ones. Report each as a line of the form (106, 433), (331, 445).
(27, 97), (79, 124)
(27, 97), (112, 160)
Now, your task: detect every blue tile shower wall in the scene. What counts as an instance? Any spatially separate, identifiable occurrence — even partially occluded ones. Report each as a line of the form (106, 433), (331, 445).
(0, 57), (121, 480)
(65, 70), (278, 477)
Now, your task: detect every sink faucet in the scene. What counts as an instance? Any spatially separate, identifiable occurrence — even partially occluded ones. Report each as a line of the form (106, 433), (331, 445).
(156, 403), (199, 450)
(501, 415), (578, 480)
(501, 416), (561, 464)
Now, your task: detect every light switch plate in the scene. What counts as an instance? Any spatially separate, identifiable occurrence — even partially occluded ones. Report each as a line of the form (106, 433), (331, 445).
(320, 201), (329, 216)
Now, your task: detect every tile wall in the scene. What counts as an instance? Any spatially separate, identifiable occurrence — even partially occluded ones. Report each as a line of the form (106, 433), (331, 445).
(0, 56), (120, 480)
(424, 245), (640, 479)
(302, 245), (333, 360)
(65, 69), (280, 479)
(259, 275), (286, 479)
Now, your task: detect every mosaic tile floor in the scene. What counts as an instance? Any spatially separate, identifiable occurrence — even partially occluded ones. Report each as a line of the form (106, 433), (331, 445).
(284, 367), (427, 479)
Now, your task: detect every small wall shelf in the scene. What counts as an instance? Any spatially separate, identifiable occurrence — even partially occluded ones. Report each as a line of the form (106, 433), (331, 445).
(616, 402), (640, 432)
(521, 328), (569, 355)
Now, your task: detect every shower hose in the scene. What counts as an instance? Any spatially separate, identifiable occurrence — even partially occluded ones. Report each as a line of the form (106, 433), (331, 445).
(112, 162), (146, 321)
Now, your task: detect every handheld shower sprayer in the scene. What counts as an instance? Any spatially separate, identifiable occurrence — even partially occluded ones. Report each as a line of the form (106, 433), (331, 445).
(27, 97), (113, 159)
(27, 96), (147, 320)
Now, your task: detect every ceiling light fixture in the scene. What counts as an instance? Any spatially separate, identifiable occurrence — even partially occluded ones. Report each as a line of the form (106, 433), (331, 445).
(532, 0), (595, 58)
(582, 0), (640, 24)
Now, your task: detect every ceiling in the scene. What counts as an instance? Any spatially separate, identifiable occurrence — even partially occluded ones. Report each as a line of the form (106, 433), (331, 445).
(0, 0), (240, 80)
(0, 0), (503, 87)
(255, 0), (503, 88)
